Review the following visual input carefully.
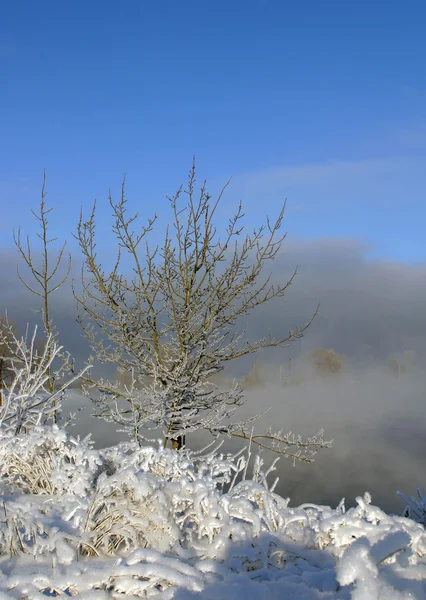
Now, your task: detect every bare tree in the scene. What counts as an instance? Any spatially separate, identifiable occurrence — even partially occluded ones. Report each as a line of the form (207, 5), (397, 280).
(13, 171), (72, 420)
(74, 162), (330, 461)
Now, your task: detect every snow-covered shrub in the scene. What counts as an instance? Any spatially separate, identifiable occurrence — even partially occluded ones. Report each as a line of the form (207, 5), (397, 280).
(101, 440), (239, 486)
(0, 495), (77, 563)
(0, 439), (426, 597)
(79, 442), (283, 558)
(0, 321), (90, 435)
(0, 425), (103, 497)
(80, 466), (182, 556)
(79, 443), (236, 556)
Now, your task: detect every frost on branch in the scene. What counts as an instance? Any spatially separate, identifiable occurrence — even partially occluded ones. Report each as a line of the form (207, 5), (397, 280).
(88, 356), (245, 449)
(0, 319), (90, 435)
(398, 487), (426, 524)
(226, 425), (332, 465)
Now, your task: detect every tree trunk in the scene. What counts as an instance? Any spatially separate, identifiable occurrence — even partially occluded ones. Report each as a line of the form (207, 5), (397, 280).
(171, 435), (186, 450)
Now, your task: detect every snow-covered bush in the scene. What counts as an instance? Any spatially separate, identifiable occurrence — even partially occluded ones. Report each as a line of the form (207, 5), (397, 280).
(0, 495), (77, 563)
(80, 442), (253, 556)
(0, 434), (426, 597)
(80, 466), (182, 556)
(0, 425), (103, 497)
(100, 440), (238, 486)
(0, 321), (90, 435)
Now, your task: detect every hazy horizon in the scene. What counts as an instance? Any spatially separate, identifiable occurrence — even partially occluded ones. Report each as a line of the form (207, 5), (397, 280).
(2, 233), (424, 516)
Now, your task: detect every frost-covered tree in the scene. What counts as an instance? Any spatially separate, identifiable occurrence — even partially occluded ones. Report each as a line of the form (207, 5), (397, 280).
(74, 162), (329, 460)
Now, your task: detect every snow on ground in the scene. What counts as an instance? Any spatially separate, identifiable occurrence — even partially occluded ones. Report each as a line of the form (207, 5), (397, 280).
(0, 425), (425, 599)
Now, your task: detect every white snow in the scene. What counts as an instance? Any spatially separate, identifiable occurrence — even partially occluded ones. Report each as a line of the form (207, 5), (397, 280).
(0, 425), (425, 599)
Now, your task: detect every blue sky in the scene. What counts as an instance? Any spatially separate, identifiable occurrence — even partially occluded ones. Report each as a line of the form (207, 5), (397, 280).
(1, 0), (425, 262)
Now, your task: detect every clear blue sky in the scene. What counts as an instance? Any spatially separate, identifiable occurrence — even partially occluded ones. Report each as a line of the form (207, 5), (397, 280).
(1, 0), (425, 262)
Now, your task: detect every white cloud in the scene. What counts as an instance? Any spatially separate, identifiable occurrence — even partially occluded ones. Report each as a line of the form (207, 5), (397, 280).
(228, 156), (426, 206)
